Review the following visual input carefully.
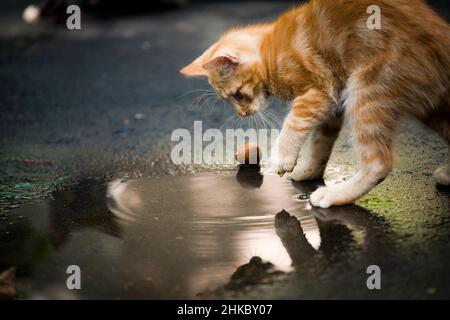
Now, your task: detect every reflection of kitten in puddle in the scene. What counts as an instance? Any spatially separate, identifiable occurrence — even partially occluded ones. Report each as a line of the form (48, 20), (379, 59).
(201, 206), (394, 297)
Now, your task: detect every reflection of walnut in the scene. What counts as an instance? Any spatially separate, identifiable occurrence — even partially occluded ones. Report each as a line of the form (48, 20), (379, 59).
(0, 267), (16, 300)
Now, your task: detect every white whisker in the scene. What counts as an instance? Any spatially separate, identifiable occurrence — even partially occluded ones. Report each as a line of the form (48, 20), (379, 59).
(177, 89), (214, 99)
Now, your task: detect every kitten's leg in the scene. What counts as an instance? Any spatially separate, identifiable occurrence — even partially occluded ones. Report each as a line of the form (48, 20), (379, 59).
(265, 88), (333, 175)
(310, 104), (396, 208)
(289, 115), (342, 181)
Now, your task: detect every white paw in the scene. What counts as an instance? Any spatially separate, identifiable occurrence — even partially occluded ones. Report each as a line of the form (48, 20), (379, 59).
(276, 154), (297, 175)
(309, 183), (356, 208)
(309, 186), (333, 208)
(261, 147), (296, 176)
(260, 159), (275, 175)
(434, 164), (450, 186)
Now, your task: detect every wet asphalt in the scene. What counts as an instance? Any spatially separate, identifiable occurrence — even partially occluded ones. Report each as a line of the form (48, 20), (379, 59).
(1, 0), (450, 299)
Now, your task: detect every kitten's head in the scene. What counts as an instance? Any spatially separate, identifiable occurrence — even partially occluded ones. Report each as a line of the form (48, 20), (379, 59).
(180, 26), (271, 117)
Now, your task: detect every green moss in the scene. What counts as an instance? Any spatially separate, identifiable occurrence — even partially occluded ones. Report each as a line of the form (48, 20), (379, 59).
(357, 195), (397, 209)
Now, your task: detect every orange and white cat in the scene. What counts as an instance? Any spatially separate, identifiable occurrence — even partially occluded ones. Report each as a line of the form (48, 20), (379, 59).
(181, 0), (450, 208)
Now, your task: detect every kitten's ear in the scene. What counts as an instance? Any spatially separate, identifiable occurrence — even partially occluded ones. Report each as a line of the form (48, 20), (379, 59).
(180, 58), (208, 77)
(180, 44), (218, 77)
(203, 55), (238, 77)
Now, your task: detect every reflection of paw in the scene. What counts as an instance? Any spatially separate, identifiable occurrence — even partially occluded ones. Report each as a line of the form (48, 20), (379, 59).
(434, 164), (450, 186)
(274, 210), (302, 238)
(310, 184), (355, 208)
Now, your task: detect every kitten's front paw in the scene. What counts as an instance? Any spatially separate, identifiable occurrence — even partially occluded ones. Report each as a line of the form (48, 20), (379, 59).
(260, 155), (277, 175)
(261, 133), (298, 176)
(309, 184), (356, 208)
(276, 154), (297, 176)
(260, 148), (296, 176)
(309, 186), (334, 208)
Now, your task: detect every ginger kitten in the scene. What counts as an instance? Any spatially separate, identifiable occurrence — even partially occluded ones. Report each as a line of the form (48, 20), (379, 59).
(181, 0), (450, 208)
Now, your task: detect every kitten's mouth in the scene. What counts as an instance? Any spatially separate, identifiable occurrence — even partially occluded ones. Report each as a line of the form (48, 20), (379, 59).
(239, 110), (256, 117)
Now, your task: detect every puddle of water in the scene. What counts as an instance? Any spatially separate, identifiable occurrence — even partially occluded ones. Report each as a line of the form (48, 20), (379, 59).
(0, 167), (433, 299)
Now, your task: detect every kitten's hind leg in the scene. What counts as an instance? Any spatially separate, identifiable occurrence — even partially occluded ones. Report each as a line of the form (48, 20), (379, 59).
(288, 115), (342, 181)
(310, 103), (396, 208)
(425, 106), (450, 186)
(434, 154), (450, 186)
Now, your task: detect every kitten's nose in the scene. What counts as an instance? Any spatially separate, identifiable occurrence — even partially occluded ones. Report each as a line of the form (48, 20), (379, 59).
(239, 111), (247, 117)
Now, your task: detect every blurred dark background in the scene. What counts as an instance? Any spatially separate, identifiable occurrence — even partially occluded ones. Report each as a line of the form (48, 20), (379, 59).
(3, 1), (450, 20)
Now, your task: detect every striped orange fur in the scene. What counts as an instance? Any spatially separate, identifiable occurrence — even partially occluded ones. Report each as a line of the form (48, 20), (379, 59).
(181, 0), (450, 207)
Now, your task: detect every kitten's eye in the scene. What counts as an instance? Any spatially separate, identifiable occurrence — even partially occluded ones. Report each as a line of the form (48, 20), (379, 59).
(233, 90), (244, 101)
